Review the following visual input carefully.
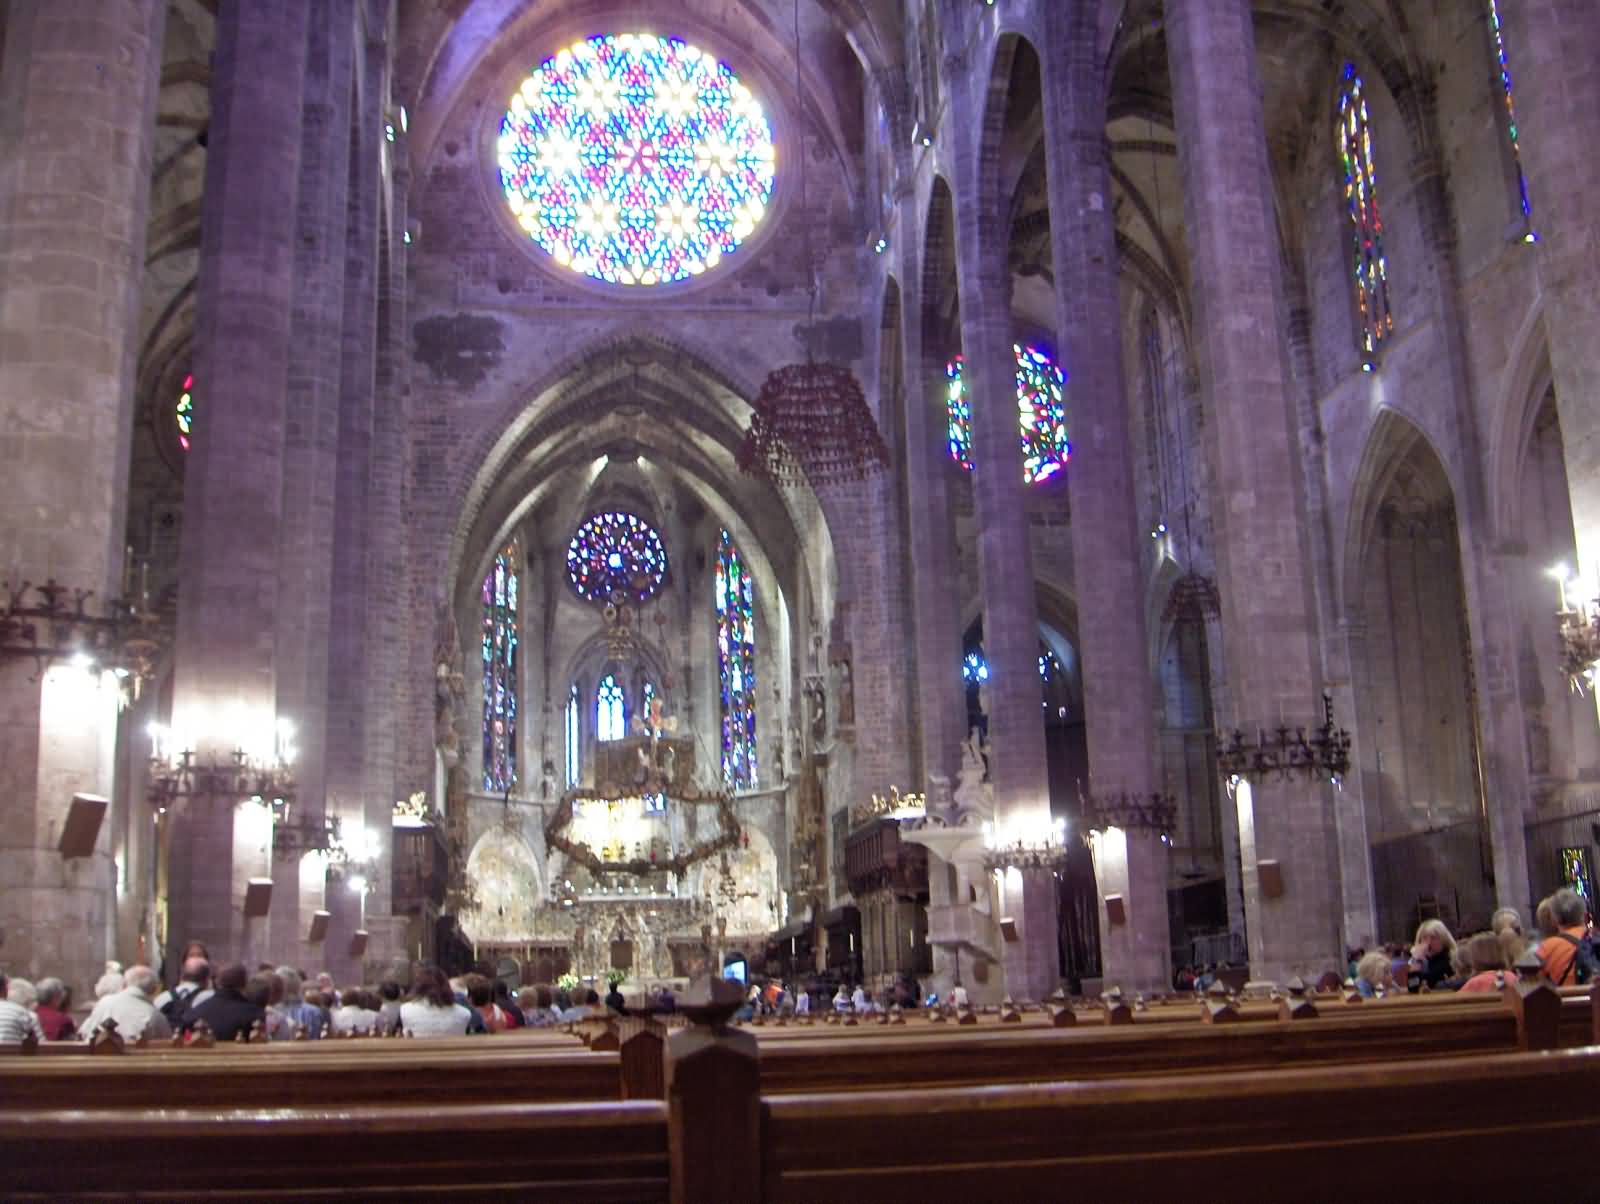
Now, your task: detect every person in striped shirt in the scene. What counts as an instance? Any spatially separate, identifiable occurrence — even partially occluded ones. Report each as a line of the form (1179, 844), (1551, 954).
(0, 970), (45, 1045)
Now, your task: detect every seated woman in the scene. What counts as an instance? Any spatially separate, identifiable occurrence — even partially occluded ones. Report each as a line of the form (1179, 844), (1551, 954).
(330, 987), (379, 1035)
(1355, 950), (1394, 998)
(1408, 919), (1457, 991)
(399, 965), (473, 1038)
(1457, 932), (1514, 993)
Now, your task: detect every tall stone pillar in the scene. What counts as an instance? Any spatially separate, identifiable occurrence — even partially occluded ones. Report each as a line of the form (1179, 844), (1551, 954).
(1039, 4), (1169, 995)
(897, 247), (967, 799)
(0, 2), (166, 998)
(1165, 0), (1341, 981)
(270, 1), (354, 972)
(1501, 2), (1600, 582)
(950, 76), (1057, 999)
(171, 0), (310, 967)
(328, 16), (392, 981)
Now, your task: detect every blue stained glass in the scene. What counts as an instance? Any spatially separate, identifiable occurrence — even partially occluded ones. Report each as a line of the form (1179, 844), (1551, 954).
(497, 33), (776, 286)
(716, 528), (757, 788)
(945, 346), (1071, 484)
(565, 682), (581, 787)
(1487, 1), (1534, 225)
(482, 545), (519, 792)
(597, 673), (626, 742)
(567, 510), (668, 603)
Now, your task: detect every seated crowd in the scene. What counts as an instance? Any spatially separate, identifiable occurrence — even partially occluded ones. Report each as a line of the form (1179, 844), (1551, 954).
(1, 887), (1593, 1046)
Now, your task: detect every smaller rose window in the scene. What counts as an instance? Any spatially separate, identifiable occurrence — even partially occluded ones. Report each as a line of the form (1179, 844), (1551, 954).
(567, 511), (669, 603)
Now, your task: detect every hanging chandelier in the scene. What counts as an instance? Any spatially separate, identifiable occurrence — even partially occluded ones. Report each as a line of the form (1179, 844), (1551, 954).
(739, 362), (889, 486)
(736, 0), (889, 488)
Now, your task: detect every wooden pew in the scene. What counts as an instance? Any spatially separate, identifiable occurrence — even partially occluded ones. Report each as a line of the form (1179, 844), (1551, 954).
(753, 1046), (1600, 1200)
(0, 1100), (669, 1202)
(751, 1002), (1534, 1093)
(2, 1045), (624, 1110)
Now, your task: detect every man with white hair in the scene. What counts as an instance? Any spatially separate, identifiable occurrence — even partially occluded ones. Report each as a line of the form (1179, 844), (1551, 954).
(0, 971), (45, 1045)
(79, 965), (173, 1043)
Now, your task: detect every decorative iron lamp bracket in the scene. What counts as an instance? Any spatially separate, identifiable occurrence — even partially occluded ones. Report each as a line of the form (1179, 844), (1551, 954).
(1082, 791), (1178, 837)
(1215, 691), (1352, 784)
(273, 812), (341, 860)
(148, 748), (297, 813)
(1, 578), (170, 690)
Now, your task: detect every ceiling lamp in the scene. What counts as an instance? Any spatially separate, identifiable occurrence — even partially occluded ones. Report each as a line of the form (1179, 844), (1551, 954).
(737, 0), (889, 488)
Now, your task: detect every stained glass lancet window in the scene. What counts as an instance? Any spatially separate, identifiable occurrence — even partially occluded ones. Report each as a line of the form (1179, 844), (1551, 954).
(176, 373), (194, 451)
(565, 683), (581, 788)
(716, 528), (757, 789)
(944, 346), (1070, 483)
(1337, 65), (1394, 366)
(1016, 343), (1069, 484)
(482, 545), (519, 792)
(946, 356), (973, 470)
(497, 34), (777, 287)
(1487, 1), (1535, 233)
(567, 511), (669, 603)
(597, 673), (626, 742)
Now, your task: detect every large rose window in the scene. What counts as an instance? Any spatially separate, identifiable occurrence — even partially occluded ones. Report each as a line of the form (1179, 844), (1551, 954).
(497, 33), (777, 286)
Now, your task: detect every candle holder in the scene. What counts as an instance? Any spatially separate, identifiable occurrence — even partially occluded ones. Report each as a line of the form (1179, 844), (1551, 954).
(1215, 691), (1352, 785)
(1, 577), (170, 694)
(147, 746), (298, 813)
(1082, 791), (1178, 837)
(1552, 566), (1600, 693)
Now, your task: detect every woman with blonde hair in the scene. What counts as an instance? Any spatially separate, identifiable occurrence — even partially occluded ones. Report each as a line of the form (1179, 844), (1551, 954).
(1409, 918), (1456, 990)
(1355, 950), (1394, 998)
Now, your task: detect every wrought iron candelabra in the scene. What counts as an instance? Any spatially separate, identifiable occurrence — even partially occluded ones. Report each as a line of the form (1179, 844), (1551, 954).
(273, 811), (341, 860)
(1082, 790), (1178, 837)
(1216, 690), (1352, 784)
(1, 577), (169, 692)
(147, 746), (297, 814)
(981, 817), (1072, 874)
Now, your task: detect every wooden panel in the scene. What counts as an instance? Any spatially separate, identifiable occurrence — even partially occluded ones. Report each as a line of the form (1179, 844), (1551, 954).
(0, 1100), (668, 1201)
(761, 1047), (1600, 1200)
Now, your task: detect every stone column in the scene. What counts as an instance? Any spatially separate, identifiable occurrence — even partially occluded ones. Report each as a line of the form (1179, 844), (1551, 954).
(171, 0), (310, 966)
(950, 72), (1057, 998)
(271, 1), (354, 971)
(1281, 272), (1377, 952)
(1501, 2), (1600, 582)
(328, 14), (393, 981)
(0, 2), (165, 997)
(897, 246), (967, 798)
(1165, 0), (1341, 982)
(1039, 3), (1169, 995)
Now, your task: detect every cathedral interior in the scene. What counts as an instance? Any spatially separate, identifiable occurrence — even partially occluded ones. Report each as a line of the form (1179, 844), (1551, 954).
(2, 0), (1598, 1010)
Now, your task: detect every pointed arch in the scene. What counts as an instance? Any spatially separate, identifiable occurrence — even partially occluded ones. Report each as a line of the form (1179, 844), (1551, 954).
(481, 542), (519, 793)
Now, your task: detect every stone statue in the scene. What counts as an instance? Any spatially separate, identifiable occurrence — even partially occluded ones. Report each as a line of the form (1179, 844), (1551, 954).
(432, 606), (466, 767)
(834, 656), (854, 727)
(952, 727), (993, 816)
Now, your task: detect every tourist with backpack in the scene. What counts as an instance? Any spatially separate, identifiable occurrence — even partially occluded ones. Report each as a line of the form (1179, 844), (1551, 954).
(1537, 888), (1598, 985)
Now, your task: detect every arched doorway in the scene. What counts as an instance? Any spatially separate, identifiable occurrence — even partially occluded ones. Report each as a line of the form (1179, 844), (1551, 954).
(1350, 417), (1491, 938)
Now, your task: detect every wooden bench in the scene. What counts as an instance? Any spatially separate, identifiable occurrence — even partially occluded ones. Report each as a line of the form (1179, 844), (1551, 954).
(755, 1046), (1600, 1200)
(0, 1100), (669, 1201)
(4, 985), (1594, 1203)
